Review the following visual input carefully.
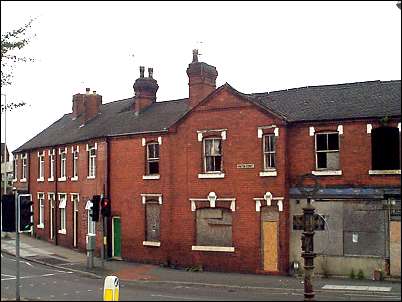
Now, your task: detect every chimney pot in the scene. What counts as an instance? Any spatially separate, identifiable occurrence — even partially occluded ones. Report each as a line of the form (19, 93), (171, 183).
(148, 67), (153, 79)
(86, 88), (90, 94)
(140, 66), (145, 78)
(93, 90), (96, 95)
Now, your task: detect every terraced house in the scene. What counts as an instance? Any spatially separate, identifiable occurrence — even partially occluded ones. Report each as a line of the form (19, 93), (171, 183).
(13, 51), (401, 277)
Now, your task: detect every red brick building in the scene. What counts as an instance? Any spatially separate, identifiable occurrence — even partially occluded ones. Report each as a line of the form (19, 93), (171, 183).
(13, 51), (401, 275)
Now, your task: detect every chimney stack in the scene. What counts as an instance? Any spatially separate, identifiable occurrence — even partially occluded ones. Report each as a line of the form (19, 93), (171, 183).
(72, 87), (102, 124)
(186, 49), (218, 108)
(132, 66), (159, 114)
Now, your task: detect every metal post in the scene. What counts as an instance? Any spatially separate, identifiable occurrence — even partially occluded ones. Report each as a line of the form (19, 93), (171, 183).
(302, 197), (316, 301)
(2, 93), (7, 195)
(15, 191), (20, 301)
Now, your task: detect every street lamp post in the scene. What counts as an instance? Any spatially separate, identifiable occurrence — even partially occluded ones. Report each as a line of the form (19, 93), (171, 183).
(293, 174), (324, 301)
(1, 93), (7, 195)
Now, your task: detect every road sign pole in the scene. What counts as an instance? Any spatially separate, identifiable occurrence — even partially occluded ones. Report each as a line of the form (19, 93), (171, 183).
(15, 191), (20, 301)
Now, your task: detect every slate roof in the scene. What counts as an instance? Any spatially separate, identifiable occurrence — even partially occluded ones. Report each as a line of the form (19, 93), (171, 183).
(14, 80), (401, 153)
(250, 80), (401, 122)
(14, 98), (189, 153)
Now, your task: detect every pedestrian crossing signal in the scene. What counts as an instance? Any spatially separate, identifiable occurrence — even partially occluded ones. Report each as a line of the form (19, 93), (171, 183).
(91, 195), (101, 222)
(19, 194), (33, 233)
(1, 194), (15, 232)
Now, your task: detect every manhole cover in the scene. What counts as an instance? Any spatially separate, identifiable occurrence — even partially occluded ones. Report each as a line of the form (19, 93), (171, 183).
(27, 256), (69, 265)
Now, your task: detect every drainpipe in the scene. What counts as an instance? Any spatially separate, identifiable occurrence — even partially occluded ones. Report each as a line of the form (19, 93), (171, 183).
(105, 137), (111, 258)
(55, 148), (58, 246)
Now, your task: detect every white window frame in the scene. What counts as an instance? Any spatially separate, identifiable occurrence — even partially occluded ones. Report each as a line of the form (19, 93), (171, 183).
(58, 148), (67, 181)
(263, 134), (276, 171)
(72, 146), (79, 181)
(203, 137), (223, 173)
(146, 142), (160, 176)
(21, 153), (28, 182)
(58, 193), (67, 234)
(37, 151), (45, 181)
(48, 149), (55, 181)
(37, 192), (45, 228)
(87, 143), (97, 179)
(13, 155), (18, 181)
(314, 132), (341, 172)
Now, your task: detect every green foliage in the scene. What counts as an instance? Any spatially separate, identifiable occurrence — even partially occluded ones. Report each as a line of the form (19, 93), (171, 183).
(1, 101), (27, 113)
(1, 18), (36, 87)
(349, 268), (356, 279)
(357, 269), (365, 280)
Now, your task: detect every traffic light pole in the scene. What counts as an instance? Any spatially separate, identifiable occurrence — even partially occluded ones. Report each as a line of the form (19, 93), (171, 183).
(14, 191), (20, 301)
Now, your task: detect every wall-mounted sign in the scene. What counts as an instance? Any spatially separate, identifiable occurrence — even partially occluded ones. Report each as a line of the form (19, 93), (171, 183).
(237, 163), (255, 169)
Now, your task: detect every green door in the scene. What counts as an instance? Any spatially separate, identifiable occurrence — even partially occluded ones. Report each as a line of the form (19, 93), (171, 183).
(113, 217), (121, 258)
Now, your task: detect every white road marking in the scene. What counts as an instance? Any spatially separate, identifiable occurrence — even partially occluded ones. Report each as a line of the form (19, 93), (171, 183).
(29, 283), (34, 287)
(87, 290), (93, 292)
(344, 293), (401, 300)
(151, 294), (206, 300)
(1, 271), (73, 281)
(1, 274), (15, 278)
(50, 295), (55, 298)
(75, 291), (80, 294)
(322, 285), (392, 292)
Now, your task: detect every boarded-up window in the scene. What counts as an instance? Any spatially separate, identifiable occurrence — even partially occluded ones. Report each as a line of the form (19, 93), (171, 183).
(196, 208), (232, 247)
(145, 201), (160, 242)
(372, 126), (400, 170)
(343, 201), (386, 256)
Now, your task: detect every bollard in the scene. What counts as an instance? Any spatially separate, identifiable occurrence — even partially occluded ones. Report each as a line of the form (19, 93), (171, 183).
(103, 276), (119, 301)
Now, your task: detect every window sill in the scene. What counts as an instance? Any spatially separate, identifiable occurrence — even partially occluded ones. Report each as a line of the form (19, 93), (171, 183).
(58, 229), (66, 235)
(192, 245), (235, 252)
(20, 179), (27, 183)
(36, 224), (44, 229)
(142, 241), (161, 247)
(259, 170), (277, 177)
(71, 176), (78, 181)
(369, 169), (401, 175)
(48, 177), (54, 182)
(58, 177), (66, 182)
(142, 175), (160, 180)
(87, 176), (96, 180)
(198, 173), (225, 179)
(312, 170), (342, 176)
(37, 178), (44, 182)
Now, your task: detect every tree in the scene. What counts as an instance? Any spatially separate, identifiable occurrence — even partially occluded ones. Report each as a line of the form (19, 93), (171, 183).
(1, 18), (36, 112)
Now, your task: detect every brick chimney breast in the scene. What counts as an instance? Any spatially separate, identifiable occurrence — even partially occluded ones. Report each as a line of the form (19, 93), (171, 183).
(186, 49), (218, 108)
(133, 66), (159, 115)
(72, 88), (102, 124)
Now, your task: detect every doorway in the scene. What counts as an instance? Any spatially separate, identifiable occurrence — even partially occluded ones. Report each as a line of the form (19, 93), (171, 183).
(73, 195), (79, 248)
(261, 207), (279, 272)
(112, 217), (121, 258)
(50, 196), (55, 240)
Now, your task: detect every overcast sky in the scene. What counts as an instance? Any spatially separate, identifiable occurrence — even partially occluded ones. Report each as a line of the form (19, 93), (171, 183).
(1, 1), (401, 154)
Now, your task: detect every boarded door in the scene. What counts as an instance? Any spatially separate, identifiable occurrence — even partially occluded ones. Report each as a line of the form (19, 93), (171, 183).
(112, 217), (121, 258)
(263, 221), (278, 271)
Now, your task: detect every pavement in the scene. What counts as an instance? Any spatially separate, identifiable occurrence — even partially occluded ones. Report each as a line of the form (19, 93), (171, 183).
(1, 231), (400, 294)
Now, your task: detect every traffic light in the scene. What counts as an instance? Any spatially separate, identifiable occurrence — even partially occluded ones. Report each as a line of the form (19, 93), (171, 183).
(19, 194), (33, 232)
(1, 194), (16, 232)
(101, 197), (111, 217)
(91, 195), (100, 222)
